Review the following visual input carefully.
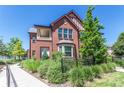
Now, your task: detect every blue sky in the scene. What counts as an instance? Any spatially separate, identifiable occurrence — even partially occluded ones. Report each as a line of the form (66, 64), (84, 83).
(0, 5), (124, 50)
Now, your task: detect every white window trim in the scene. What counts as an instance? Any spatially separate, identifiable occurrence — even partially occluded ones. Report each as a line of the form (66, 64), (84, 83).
(58, 44), (73, 57)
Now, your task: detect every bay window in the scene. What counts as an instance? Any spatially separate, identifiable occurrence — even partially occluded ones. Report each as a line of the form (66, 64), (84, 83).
(58, 45), (73, 57)
(64, 46), (72, 56)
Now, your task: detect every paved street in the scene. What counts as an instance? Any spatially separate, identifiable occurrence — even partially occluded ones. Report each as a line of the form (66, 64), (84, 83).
(0, 64), (48, 87)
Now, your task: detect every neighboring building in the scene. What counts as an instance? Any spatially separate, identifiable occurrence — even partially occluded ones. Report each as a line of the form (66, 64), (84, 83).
(28, 11), (84, 60)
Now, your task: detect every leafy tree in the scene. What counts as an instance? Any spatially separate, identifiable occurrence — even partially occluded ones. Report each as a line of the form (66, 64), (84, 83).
(8, 37), (20, 56)
(113, 32), (124, 57)
(0, 37), (5, 55)
(12, 39), (26, 60)
(80, 6), (107, 65)
(0, 37), (8, 56)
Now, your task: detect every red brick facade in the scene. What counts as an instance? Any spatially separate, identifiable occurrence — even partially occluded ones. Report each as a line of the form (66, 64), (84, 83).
(28, 11), (83, 60)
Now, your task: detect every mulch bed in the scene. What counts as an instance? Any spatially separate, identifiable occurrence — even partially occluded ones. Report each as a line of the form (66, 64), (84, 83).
(20, 67), (72, 87)
(31, 72), (72, 87)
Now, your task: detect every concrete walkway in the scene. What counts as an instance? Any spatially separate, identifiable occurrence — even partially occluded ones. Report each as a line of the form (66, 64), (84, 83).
(0, 64), (48, 87)
(0, 67), (7, 87)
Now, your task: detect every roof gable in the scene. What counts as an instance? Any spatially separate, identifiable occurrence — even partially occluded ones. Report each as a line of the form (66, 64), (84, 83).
(51, 15), (79, 31)
(51, 10), (83, 31)
(66, 10), (82, 23)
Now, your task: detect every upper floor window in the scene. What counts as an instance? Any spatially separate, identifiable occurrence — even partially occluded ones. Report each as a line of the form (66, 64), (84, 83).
(58, 28), (62, 39)
(64, 28), (68, 39)
(37, 29), (50, 38)
(58, 28), (73, 40)
(69, 29), (72, 39)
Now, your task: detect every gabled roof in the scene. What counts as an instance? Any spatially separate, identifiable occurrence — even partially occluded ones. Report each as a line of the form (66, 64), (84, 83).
(66, 10), (82, 23)
(51, 10), (82, 31)
(33, 10), (82, 31)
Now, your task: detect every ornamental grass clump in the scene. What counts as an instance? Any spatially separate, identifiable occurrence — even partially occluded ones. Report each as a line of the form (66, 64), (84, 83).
(83, 66), (94, 81)
(91, 65), (103, 78)
(106, 63), (116, 72)
(37, 60), (52, 78)
(46, 62), (65, 84)
(100, 63), (109, 73)
(69, 66), (85, 87)
(22, 59), (41, 73)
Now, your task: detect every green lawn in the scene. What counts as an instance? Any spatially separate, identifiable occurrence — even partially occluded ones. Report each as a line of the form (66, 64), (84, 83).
(85, 72), (124, 87)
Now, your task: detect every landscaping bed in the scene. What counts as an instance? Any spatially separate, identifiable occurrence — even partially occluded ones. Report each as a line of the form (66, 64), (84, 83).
(21, 57), (119, 87)
(85, 72), (124, 87)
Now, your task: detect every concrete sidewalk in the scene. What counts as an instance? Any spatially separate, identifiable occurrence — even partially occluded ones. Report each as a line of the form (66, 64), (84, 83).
(0, 64), (49, 87)
(0, 67), (7, 87)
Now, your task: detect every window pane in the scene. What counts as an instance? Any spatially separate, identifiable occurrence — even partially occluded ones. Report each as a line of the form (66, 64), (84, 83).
(58, 28), (62, 39)
(32, 35), (36, 43)
(59, 46), (62, 52)
(64, 46), (71, 56)
(69, 29), (72, 39)
(40, 48), (49, 58)
(64, 28), (68, 39)
(39, 30), (50, 37)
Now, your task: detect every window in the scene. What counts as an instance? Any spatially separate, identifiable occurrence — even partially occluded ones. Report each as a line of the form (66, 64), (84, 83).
(64, 28), (68, 39)
(69, 29), (72, 39)
(40, 48), (49, 58)
(64, 46), (72, 56)
(32, 50), (35, 57)
(37, 29), (50, 38)
(32, 35), (36, 43)
(59, 46), (62, 52)
(58, 28), (62, 39)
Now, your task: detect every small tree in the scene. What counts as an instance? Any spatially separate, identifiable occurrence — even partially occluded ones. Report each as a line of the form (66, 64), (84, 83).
(113, 32), (124, 58)
(0, 37), (8, 57)
(12, 38), (26, 60)
(80, 6), (107, 65)
(0, 37), (4, 55)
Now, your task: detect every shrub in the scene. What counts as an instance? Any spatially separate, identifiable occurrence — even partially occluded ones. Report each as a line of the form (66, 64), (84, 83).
(115, 59), (124, 68)
(0, 60), (5, 65)
(91, 65), (103, 78)
(62, 58), (75, 73)
(83, 66), (94, 81)
(106, 63), (116, 72)
(46, 62), (65, 84)
(100, 63), (109, 73)
(37, 60), (52, 78)
(69, 66), (85, 87)
(52, 52), (63, 62)
(107, 55), (113, 62)
(22, 59), (41, 73)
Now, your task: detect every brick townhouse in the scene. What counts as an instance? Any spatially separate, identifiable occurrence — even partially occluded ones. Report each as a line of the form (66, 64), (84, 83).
(28, 11), (84, 60)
